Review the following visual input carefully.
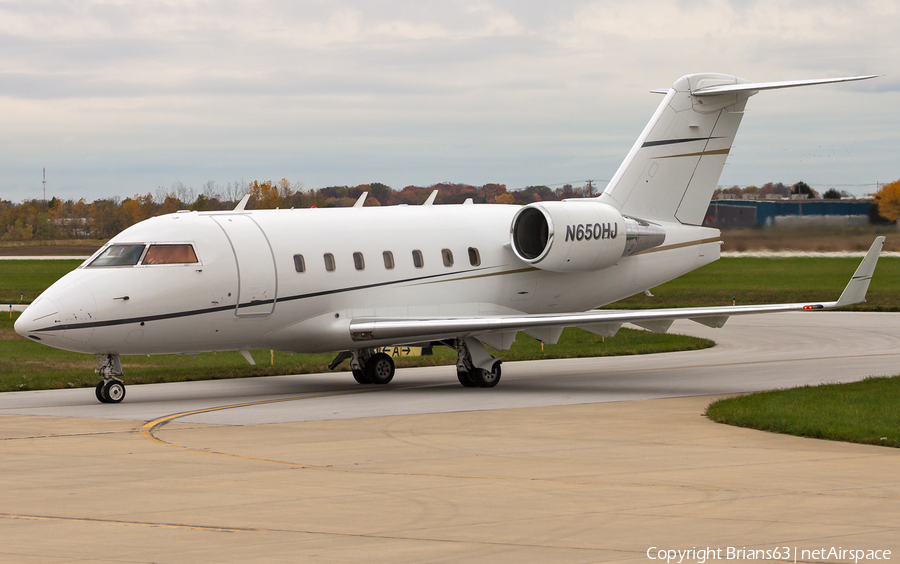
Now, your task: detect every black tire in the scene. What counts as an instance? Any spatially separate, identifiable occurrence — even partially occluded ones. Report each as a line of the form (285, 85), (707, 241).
(103, 380), (126, 403)
(457, 369), (477, 387)
(352, 368), (371, 384)
(472, 361), (501, 388)
(366, 353), (395, 384)
(95, 381), (109, 403)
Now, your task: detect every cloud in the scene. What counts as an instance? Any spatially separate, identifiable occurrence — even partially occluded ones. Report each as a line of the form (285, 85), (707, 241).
(0, 0), (897, 201)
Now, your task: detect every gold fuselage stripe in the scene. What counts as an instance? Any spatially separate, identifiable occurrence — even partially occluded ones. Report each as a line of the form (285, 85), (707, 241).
(633, 237), (722, 256)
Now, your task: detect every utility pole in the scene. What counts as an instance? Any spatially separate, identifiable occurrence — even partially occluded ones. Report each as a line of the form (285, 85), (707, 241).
(585, 180), (594, 197)
(42, 168), (46, 201)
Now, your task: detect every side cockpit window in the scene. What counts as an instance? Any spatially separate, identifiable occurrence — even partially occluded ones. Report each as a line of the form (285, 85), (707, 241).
(142, 244), (199, 265)
(87, 244), (146, 267)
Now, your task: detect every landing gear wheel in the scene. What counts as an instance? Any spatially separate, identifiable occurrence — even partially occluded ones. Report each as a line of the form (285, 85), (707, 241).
(95, 381), (109, 403)
(472, 361), (501, 388)
(352, 368), (371, 385)
(102, 379), (126, 403)
(457, 369), (477, 387)
(366, 353), (395, 385)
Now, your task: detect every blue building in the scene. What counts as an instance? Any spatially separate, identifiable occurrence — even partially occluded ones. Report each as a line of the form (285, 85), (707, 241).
(704, 199), (871, 227)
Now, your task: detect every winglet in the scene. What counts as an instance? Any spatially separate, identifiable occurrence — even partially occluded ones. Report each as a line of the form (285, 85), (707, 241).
(354, 192), (368, 207)
(423, 190), (439, 206)
(233, 194), (251, 211)
(835, 237), (885, 307)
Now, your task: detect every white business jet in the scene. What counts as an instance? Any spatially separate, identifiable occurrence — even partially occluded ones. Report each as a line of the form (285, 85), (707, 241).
(16, 72), (885, 403)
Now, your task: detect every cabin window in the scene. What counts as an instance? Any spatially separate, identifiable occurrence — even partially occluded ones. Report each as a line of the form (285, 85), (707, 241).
(353, 252), (365, 271)
(324, 253), (336, 272)
(383, 251), (394, 269)
(87, 244), (145, 267)
(468, 247), (481, 266)
(142, 244), (198, 265)
(441, 249), (454, 267)
(293, 254), (305, 273)
(412, 250), (424, 268)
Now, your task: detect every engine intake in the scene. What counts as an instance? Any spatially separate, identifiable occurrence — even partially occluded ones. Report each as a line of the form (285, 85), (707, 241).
(510, 201), (665, 272)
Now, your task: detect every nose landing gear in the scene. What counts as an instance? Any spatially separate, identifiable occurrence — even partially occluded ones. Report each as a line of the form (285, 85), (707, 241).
(95, 354), (126, 403)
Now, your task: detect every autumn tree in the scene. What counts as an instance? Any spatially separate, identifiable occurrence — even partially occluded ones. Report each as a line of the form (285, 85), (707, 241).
(873, 179), (900, 222)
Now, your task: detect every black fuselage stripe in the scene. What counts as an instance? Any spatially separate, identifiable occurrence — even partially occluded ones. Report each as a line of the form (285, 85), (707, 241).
(33, 266), (495, 332)
(641, 137), (721, 148)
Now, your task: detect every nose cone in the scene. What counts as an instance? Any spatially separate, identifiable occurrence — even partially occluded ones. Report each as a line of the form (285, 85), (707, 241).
(14, 297), (60, 339)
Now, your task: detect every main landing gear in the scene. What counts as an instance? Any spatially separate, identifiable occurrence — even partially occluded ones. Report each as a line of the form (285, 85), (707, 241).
(328, 349), (396, 385)
(329, 337), (501, 389)
(95, 353), (126, 403)
(454, 337), (502, 388)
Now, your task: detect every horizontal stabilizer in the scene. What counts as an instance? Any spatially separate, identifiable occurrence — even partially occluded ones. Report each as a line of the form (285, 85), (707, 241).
(691, 75), (879, 96)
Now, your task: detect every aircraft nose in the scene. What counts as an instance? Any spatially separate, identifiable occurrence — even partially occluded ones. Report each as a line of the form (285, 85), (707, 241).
(14, 297), (60, 340)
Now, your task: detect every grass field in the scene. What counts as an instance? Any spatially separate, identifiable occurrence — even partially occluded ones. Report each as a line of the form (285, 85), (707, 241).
(613, 256), (900, 311)
(706, 377), (900, 448)
(0, 312), (712, 392)
(1, 259), (81, 304)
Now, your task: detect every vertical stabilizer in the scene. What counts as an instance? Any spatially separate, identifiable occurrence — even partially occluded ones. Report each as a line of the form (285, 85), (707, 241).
(596, 73), (877, 226)
(597, 73), (749, 225)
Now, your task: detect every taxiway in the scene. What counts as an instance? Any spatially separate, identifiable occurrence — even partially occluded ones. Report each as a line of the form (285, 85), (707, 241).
(1, 312), (898, 563)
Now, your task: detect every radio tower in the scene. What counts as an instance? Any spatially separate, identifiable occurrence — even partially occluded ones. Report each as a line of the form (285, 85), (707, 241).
(43, 168), (46, 201)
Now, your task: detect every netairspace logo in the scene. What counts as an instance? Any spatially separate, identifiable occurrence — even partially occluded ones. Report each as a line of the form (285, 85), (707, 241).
(647, 546), (892, 564)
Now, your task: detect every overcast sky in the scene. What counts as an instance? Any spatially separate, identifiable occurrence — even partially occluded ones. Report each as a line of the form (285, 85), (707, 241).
(1, 0), (898, 203)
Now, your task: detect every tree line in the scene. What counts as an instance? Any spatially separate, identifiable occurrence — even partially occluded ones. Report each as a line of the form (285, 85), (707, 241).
(0, 180), (595, 241)
(3, 177), (897, 241)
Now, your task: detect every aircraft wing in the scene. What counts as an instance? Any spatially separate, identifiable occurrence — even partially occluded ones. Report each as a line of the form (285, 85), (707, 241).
(350, 237), (884, 345)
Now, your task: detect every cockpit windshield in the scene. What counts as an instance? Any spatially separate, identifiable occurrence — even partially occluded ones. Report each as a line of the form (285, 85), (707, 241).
(87, 244), (145, 267)
(86, 243), (199, 268)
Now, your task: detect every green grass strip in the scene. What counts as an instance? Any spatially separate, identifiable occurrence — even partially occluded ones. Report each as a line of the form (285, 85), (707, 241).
(614, 257), (900, 311)
(0, 259), (83, 304)
(705, 376), (900, 448)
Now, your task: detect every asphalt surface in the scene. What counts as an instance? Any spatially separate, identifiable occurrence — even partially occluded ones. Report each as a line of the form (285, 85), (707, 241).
(2, 311), (899, 563)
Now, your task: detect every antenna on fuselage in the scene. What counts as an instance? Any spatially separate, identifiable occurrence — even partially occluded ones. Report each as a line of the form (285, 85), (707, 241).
(233, 194), (251, 211)
(353, 192), (368, 207)
(423, 190), (438, 206)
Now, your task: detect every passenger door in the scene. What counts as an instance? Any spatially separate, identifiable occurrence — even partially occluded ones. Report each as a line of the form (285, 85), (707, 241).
(211, 215), (277, 317)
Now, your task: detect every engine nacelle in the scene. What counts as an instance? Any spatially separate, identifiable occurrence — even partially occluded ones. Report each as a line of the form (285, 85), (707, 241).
(510, 201), (665, 272)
